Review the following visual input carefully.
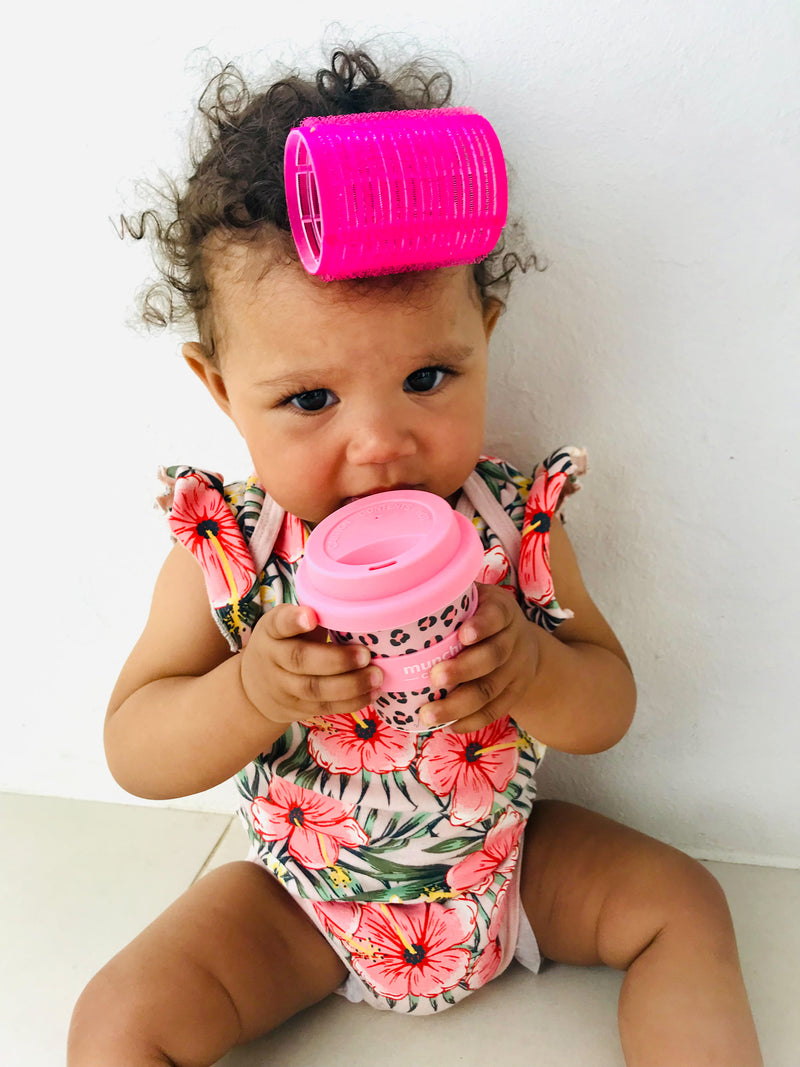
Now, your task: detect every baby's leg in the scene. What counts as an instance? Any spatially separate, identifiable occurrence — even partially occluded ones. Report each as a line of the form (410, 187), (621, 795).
(521, 800), (762, 1067)
(68, 861), (347, 1067)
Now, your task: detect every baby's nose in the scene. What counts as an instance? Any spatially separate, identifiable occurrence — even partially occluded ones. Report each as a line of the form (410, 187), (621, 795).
(345, 413), (416, 466)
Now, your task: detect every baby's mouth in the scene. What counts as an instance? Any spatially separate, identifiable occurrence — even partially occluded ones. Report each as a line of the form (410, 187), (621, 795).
(342, 483), (421, 506)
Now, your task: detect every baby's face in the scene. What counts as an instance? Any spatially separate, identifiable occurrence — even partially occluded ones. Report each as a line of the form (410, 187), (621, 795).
(187, 248), (500, 525)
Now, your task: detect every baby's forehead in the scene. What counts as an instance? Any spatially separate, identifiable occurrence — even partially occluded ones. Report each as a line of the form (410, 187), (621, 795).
(206, 231), (479, 332)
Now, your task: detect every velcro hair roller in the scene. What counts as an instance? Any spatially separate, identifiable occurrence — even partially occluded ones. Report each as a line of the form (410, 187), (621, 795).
(284, 108), (508, 281)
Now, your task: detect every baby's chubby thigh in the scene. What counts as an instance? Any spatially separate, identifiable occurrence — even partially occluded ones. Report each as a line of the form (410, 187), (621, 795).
(68, 861), (347, 1066)
(519, 798), (729, 970)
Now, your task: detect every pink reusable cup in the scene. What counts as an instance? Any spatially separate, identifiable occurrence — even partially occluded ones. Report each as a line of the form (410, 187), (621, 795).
(295, 490), (484, 731)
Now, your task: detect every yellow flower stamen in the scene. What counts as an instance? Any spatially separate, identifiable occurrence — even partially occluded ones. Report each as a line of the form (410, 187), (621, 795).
(341, 932), (379, 958)
(378, 903), (416, 953)
(316, 832), (332, 866)
(329, 866), (352, 888)
(522, 518), (542, 537)
(475, 738), (530, 757)
(315, 833), (350, 885)
(206, 531), (242, 631)
(422, 886), (457, 902)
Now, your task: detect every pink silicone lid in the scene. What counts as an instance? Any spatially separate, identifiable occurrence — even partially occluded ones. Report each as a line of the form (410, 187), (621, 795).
(295, 490), (483, 631)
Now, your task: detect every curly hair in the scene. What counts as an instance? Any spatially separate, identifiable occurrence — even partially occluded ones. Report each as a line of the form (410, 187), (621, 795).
(120, 46), (541, 355)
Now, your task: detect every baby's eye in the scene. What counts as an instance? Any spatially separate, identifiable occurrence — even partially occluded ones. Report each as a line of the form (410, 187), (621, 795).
(403, 367), (450, 393)
(286, 389), (337, 413)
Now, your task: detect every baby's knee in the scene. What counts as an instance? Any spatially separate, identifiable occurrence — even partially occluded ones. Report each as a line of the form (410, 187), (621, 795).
(637, 849), (737, 955)
(664, 851), (731, 921)
(599, 846), (736, 971)
(68, 960), (166, 1066)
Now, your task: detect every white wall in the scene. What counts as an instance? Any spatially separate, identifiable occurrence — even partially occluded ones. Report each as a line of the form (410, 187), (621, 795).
(3, 1), (797, 865)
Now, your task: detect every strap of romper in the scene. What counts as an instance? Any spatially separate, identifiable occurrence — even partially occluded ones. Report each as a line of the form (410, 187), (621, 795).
(248, 491), (286, 575)
(457, 471), (522, 570)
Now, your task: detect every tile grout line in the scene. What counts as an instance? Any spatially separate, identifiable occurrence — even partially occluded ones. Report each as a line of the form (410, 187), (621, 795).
(191, 815), (239, 885)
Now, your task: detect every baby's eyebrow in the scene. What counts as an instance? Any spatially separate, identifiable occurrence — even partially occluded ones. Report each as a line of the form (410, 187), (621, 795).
(421, 343), (475, 365)
(254, 344), (475, 390)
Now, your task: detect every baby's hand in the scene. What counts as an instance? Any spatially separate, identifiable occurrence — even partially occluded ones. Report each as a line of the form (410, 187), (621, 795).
(239, 605), (383, 725)
(422, 583), (541, 734)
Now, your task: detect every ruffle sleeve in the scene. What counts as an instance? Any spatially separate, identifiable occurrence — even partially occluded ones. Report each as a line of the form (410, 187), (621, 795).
(157, 465), (262, 649)
(517, 446), (588, 625)
(466, 446), (588, 633)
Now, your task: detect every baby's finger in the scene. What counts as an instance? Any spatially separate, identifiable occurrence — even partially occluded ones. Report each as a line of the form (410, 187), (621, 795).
(429, 631), (513, 693)
(280, 635), (377, 682)
(290, 663), (385, 713)
(262, 602), (320, 641)
(441, 694), (515, 735)
(459, 583), (518, 646)
(261, 605), (375, 677)
(421, 670), (512, 732)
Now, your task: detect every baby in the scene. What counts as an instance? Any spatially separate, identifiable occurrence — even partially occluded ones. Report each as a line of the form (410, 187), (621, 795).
(68, 46), (762, 1066)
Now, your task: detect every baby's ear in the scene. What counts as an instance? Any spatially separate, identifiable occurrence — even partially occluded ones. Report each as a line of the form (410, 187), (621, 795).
(182, 342), (232, 417)
(482, 298), (503, 339)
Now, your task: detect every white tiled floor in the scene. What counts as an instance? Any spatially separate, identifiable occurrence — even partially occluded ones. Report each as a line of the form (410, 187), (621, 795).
(3, 792), (798, 1066)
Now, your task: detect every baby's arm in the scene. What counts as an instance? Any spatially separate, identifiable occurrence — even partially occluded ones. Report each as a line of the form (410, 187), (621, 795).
(104, 543), (380, 800)
(424, 517), (636, 750)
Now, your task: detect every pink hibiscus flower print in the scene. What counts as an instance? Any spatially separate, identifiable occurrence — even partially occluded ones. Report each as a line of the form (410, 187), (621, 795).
(350, 899), (478, 1001)
(314, 900), (381, 959)
(487, 875), (511, 943)
(273, 511), (307, 565)
(417, 718), (522, 826)
(251, 777), (368, 869)
(314, 899), (361, 939)
(168, 471), (256, 616)
(307, 706), (417, 775)
(446, 808), (524, 894)
(478, 544), (510, 586)
(518, 464), (568, 606)
(467, 935), (502, 990)
(467, 878), (513, 990)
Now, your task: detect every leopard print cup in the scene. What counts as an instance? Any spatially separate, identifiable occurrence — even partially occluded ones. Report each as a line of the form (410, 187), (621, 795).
(330, 583), (479, 731)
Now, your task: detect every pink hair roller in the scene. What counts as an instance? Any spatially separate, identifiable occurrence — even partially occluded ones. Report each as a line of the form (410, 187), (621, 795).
(284, 108), (508, 281)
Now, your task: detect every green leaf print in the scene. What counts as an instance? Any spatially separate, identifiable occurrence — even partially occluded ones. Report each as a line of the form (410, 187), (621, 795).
(341, 864), (453, 901)
(423, 835), (477, 854)
(368, 814), (429, 850)
(409, 817), (449, 841)
(362, 808), (378, 838)
(275, 736), (316, 779)
(475, 460), (509, 502)
(268, 730), (291, 761)
(356, 771), (372, 806)
(380, 812), (402, 840)
(392, 770), (415, 805)
(315, 868), (366, 901)
(244, 821), (259, 850)
(294, 765), (324, 792)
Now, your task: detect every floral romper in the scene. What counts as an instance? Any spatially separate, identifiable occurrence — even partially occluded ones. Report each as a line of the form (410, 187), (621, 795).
(160, 447), (587, 1015)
